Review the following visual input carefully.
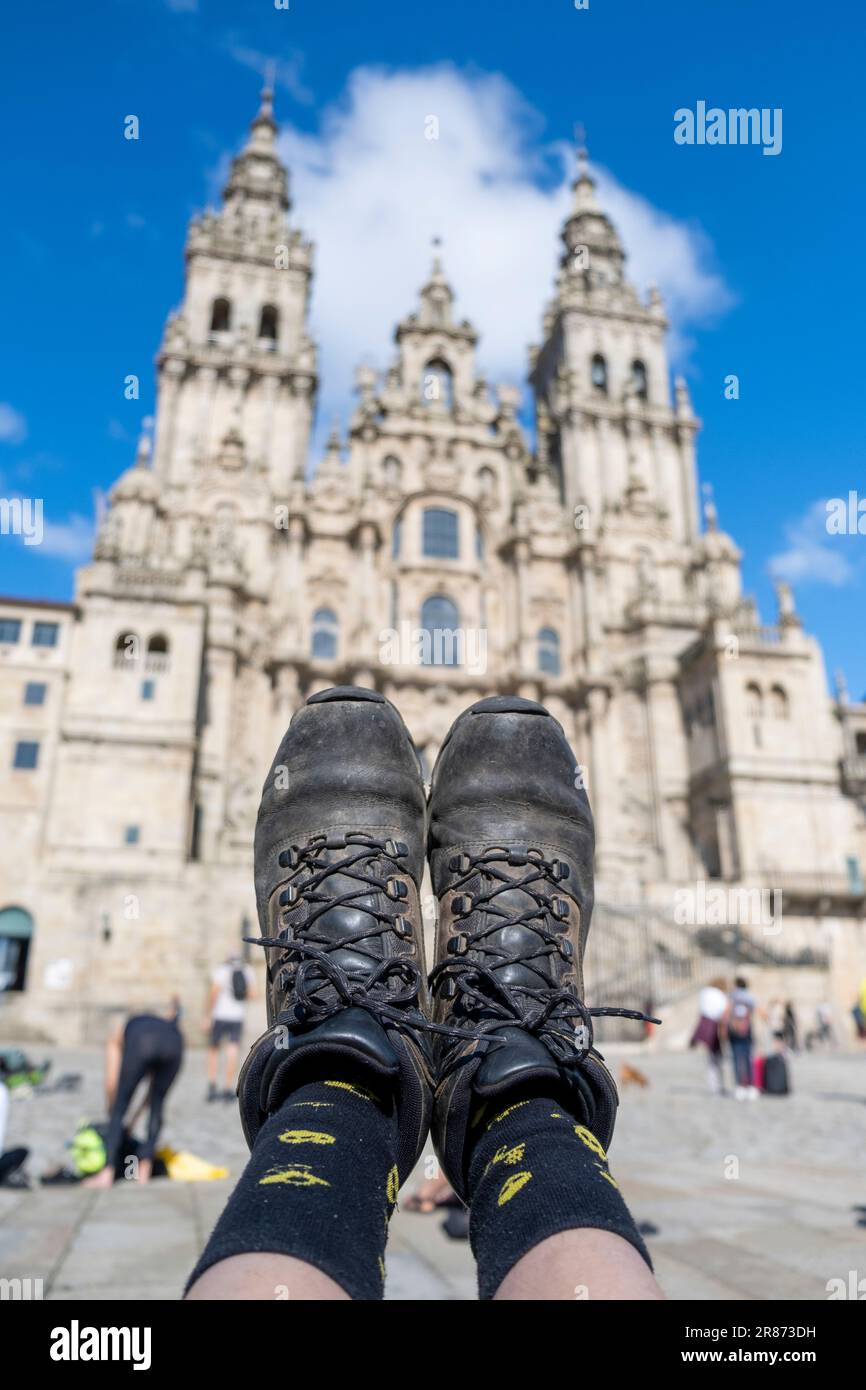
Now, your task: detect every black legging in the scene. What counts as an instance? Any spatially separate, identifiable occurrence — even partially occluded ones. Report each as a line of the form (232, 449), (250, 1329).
(105, 1015), (183, 1170)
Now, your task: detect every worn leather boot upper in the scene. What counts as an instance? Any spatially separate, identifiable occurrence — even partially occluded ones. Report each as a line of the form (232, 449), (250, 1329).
(238, 686), (434, 1184)
(428, 695), (638, 1202)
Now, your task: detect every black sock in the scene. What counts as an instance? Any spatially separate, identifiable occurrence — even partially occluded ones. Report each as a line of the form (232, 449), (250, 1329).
(187, 1075), (400, 1300)
(468, 1093), (652, 1300)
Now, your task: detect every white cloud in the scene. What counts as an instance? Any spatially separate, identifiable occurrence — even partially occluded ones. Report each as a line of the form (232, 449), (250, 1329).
(769, 499), (857, 587)
(268, 64), (732, 455)
(39, 513), (95, 562)
(0, 403), (27, 445)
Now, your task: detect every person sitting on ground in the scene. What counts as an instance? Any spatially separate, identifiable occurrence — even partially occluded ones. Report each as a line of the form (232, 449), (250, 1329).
(0, 1057), (30, 1188)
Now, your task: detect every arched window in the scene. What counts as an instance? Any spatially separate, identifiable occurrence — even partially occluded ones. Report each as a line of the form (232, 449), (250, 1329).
(478, 466), (496, 501)
(146, 633), (170, 673)
(114, 631), (140, 668)
(420, 595), (460, 667)
(769, 685), (789, 719)
(423, 507), (459, 559)
(632, 360), (649, 400)
(383, 455), (402, 490)
(258, 304), (278, 342)
(745, 683), (763, 720)
(538, 628), (561, 676)
(0, 906), (34, 993)
(311, 608), (338, 661)
(392, 516), (402, 560)
(591, 353), (608, 394)
(421, 358), (453, 410)
(210, 297), (231, 333)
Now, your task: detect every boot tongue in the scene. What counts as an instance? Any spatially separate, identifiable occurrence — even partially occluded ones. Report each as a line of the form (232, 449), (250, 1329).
(472, 1025), (613, 1141)
(474, 1025), (562, 1096)
(260, 1007), (400, 1116)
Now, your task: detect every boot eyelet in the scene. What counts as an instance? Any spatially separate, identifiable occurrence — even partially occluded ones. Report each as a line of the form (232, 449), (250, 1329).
(551, 860), (570, 881)
(278, 847), (299, 869)
(452, 893), (473, 916)
(507, 848), (528, 866)
(441, 977), (458, 999)
(386, 878), (408, 900)
(551, 897), (569, 919)
(447, 933), (470, 956)
(393, 914), (413, 939)
(385, 839), (409, 858)
(279, 885), (300, 907)
(559, 939), (574, 960)
(449, 853), (471, 873)
(325, 833), (348, 850)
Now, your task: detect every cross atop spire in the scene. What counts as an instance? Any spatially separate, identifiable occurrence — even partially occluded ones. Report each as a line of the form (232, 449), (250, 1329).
(573, 121), (592, 183)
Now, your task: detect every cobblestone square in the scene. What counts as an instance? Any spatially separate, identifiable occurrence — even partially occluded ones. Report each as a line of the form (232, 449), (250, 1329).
(2, 1045), (863, 1300)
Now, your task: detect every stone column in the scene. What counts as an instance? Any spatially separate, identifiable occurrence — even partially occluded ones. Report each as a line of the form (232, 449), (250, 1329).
(514, 536), (533, 674)
(579, 544), (602, 672)
(586, 684), (612, 869)
(153, 358), (186, 480)
(643, 654), (690, 880)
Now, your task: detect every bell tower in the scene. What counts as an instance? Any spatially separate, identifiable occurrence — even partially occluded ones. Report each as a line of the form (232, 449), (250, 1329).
(151, 86), (318, 498)
(530, 142), (700, 552)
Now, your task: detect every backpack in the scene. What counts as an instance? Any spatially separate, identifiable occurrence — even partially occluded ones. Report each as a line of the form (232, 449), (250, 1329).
(762, 1052), (790, 1096)
(728, 1001), (752, 1037)
(231, 966), (248, 1002)
(70, 1123), (108, 1177)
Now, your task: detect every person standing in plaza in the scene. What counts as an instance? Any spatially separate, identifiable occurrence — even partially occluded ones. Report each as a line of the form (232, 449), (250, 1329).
(725, 977), (759, 1100)
(690, 978), (729, 1094)
(205, 954), (257, 1102)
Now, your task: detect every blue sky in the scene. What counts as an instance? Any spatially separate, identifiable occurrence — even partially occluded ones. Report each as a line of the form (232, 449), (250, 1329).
(1, 0), (864, 694)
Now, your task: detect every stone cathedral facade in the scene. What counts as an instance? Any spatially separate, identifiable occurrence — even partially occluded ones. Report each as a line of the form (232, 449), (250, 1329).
(1, 92), (865, 1043)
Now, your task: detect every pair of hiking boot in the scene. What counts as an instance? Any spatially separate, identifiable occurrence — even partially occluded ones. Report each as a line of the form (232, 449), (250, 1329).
(238, 687), (647, 1201)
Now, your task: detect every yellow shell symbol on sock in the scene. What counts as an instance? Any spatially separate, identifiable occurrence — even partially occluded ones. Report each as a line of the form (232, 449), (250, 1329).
(259, 1164), (331, 1188)
(574, 1125), (607, 1160)
(386, 1165), (400, 1205)
(497, 1171), (533, 1206)
(277, 1129), (336, 1146)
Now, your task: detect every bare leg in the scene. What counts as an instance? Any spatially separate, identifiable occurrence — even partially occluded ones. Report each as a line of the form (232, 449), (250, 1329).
(82, 1165), (114, 1191)
(222, 1041), (240, 1091)
(495, 1228), (664, 1301)
(186, 1253), (349, 1301)
(104, 1031), (123, 1110)
(206, 1045), (219, 1086)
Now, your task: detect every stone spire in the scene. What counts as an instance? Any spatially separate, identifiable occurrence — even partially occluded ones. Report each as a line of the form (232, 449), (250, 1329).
(559, 131), (625, 282)
(396, 243), (477, 348)
(222, 82), (290, 214)
(416, 240), (457, 329)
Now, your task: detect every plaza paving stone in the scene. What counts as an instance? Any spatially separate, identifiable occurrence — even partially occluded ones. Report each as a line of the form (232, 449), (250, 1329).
(1, 1045), (863, 1301)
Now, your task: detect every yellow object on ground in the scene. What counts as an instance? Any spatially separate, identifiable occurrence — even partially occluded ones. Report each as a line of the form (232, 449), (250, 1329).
(156, 1146), (229, 1182)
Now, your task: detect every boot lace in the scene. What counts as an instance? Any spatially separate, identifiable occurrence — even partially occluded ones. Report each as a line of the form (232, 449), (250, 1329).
(429, 846), (659, 1075)
(246, 832), (458, 1042)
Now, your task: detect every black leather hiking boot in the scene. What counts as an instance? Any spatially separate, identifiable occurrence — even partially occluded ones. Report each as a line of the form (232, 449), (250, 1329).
(238, 686), (434, 1185)
(427, 695), (654, 1202)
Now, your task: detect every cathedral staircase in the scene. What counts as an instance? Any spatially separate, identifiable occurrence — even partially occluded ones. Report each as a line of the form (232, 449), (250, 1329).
(584, 899), (829, 1043)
